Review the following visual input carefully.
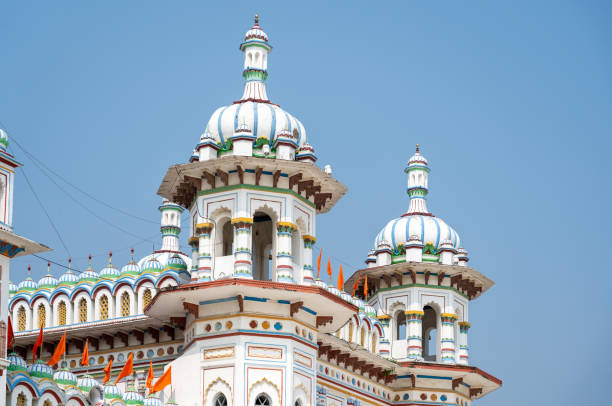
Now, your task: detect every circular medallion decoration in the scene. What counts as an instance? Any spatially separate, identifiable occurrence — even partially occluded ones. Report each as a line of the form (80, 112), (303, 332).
(109, 354), (114, 361)
(420, 393), (427, 400)
(403, 394), (409, 400)
(295, 326), (300, 334)
(118, 354), (125, 362)
(157, 348), (164, 356)
(394, 395), (399, 401)
(178, 345), (183, 353)
(308, 332), (313, 340)
(325, 367), (329, 374)
(262, 321), (270, 329)
(301, 329), (306, 337)
(273, 322), (282, 331)
(89, 357), (95, 365)
(70, 360), (76, 368)
(205, 324), (212, 332)
(167, 347), (174, 355)
(440, 395), (447, 401)
(431, 394), (437, 401)
(249, 320), (258, 328)
(60, 361), (67, 368)
(214, 322), (222, 331)
(352, 378), (356, 385)
(226, 321), (233, 329)
(98, 356), (105, 364)
(137, 351), (144, 359)
(147, 349), (154, 358)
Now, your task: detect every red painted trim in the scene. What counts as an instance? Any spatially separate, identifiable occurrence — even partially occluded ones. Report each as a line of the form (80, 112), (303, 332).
(398, 361), (502, 386)
(183, 331), (317, 353)
(67, 396), (86, 406)
(13, 381), (37, 397)
(42, 388), (62, 403)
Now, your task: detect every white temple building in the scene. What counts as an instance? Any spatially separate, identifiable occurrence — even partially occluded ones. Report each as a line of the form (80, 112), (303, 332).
(3, 15), (501, 406)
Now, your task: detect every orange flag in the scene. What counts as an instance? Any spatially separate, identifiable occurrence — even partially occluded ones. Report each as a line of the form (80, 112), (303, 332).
(32, 325), (44, 363)
(47, 332), (66, 366)
(115, 352), (134, 384)
(364, 274), (368, 298)
(151, 366), (172, 394)
(327, 258), (332, 285)
(7, 316), (14, 350)
(103, 358), (113, 384)
(81, 338), (89, 366)
(146, 361), (154, 390)
(352, 273), (363, 297)
(316, 248), (322, 279)
(337, 265), (344, 291)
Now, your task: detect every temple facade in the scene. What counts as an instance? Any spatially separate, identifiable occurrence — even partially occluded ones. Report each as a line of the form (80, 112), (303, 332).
(4, 16), (501, 406)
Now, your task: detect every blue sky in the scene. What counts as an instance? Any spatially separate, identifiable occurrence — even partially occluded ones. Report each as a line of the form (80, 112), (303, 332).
(1, 1), (610, 404)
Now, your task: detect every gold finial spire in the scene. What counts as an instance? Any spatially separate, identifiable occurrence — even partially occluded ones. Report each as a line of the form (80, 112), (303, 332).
(254, 14), (259, 25)
(416, 143), (420, 153)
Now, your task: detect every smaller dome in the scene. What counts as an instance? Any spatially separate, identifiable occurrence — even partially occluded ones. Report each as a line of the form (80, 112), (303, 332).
(121, 248), (142, 277)
(142, 257), (163, 274)
(144, 394), (163, 406)
(79, 256), (99, 282)
(364, 305), (376, 318)
(243, 15), (268, 43)
(104, 384), (123, 400)
(38, 264), (58, 289)
(18, 269), (37, 292)
(407, 144), (428, 167)
(123, 386), (145, 405)
(0, 128), (8, 151)
(28, 360), (54, 379)
(8, 280), (17, 294)
(166, 254), (187, 271)
(99, 264), (120, 279)
(77, 374), (99, 392)
(7, 352), (27, 372)
(189, 149), (198, 163)
(54, 367), (78, 386)
(59, 270), (79, 285)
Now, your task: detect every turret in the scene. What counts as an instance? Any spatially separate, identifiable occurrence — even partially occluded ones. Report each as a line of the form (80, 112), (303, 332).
(159, 200), (184, 252)
(196, 132), (219, 161)
(239, 14), (271, 102)
(375, 241), (392, 266)
(405, 144), (430, 215)
(230, 124), (255, 156)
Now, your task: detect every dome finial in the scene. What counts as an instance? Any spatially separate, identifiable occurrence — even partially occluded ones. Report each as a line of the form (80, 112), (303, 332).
(88, 254), (92, 266)
(27, 265), (31, 277)
(416, 143), (420, 153)
(254, 14), (259, 25)
(130, 247), (134, 260)
(46, 262), (51, 275)
(108, 251), (112, 265)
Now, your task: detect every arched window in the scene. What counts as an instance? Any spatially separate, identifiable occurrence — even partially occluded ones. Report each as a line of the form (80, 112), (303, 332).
(214, 393), (228, 406)
(252, 212), (273, 281)
(422, 305), (438, 362)
(372, 334), (377, 354)
(16, 393), (26, 406)
(348, 323), (354, 342)
(295, 400), (302, 406)
(99, 296), (109, 320)
(43, 400), (52, 406)
(79, 298), (88, 323)
(222, 220), (234, 256)
(395, 310), (407, 340)
(17, 306), (26, 331)
(255, 393), (271, 405)
(143, 289), (152, 309)
(58, 301), (67, 326)
(37, 304), (46, 328)
(360, 327), (366, 347)
(121, 292), (130, 317)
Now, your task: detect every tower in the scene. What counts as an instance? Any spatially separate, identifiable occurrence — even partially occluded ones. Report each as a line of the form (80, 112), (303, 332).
(159, 199), (184, 252)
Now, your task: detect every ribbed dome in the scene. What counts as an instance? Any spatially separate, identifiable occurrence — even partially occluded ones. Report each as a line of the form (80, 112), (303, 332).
(374, 215), (461, 254)
(243, 14), (268, 42)
(144, 394), (163, 406)
(104, 384), (123, 400)
(18, 275), (37, 292)
(99, 264), (120, 279)
(59, 269), (79, 285)
(54, 367), (78, 386)
(79, 267), (99, 282)
(142, 257), (163, 274)
(28, 360), (54, 379)
(166, 253), (187, 271)
(77, 374), (99, 392)
(121, 261), (141, 277)
(7, 352), (27, 372)
(123, 387), (145, 405)
(38, 265), (58, 289)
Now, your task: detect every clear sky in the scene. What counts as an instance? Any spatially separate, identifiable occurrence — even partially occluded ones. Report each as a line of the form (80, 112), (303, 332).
(1, 1), (610, 404)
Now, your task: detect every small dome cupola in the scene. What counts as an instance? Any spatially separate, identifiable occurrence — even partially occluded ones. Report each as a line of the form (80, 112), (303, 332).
(59, 257), (79, 285)
(104, 384), (123, 400)
(142, 256), (163, 275)
(240, 15), (271, 100)
(405, 144), (430, 215)
(54, 367), (78, 386)
(37, 262), (58, 290)
(77, 374), (99, 392)
(273, 128), (299, 160)
(159, 200), (184, 252)
(79, 255), (99, 282)
(195, 132), (219, 161)
(99, 251), (120, 279)
(18, 265), (38, 292)
(230, 123), (256, 156)
(121, 248), (141, 277)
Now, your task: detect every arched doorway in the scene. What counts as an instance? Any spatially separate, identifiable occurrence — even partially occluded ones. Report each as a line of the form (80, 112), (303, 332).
(252, 212), (273, 281)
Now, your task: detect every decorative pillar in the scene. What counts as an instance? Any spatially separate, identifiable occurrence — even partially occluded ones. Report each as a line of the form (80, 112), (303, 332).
(232, 217), (253, 278)
(458, 321), (470, 365)
(188, 236), (198, 280)
(405, 310), (424, 359)
(276, 222), (297, 283)
(440, 313), (458, 364)
(196, 222), (214, 281)
(302, 235), (316, 284)
(377, 314), (391, 358)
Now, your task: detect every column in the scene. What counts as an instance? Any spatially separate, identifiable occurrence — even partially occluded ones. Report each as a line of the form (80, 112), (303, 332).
(232, 217), (253, 279)
(377, 314), (391, 358)
(405, 310), (424, 360)
(196, 222), (214, 281)
(188, 236), (199, 281)
(302, 235), (316, 284)
(276, 222), (296, 283)
(457, 321), (470, 365)
(440, 313), (458, 364)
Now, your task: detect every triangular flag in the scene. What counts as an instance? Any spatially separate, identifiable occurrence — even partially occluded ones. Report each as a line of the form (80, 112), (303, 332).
(151, 366), (172, 394)
(47, 332), (66, 366)
(115, 352), (134, 384)
(316, 248), (322, 279)
(337, 265), (344, 291)
(364, 274), (368, 298)
(146, 361), (154, 390)
(103, 358), (113, 385)
(327, 257), (332, 284)
(32, 325), (44, 363)
(7, 316), (14, 350)
(81, 338), (89, 366)
(352, 273), (363, 297)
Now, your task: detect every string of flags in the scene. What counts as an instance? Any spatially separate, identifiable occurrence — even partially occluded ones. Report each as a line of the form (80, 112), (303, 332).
(6, 317), (172, 394)
(316, 248), (367, 298)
